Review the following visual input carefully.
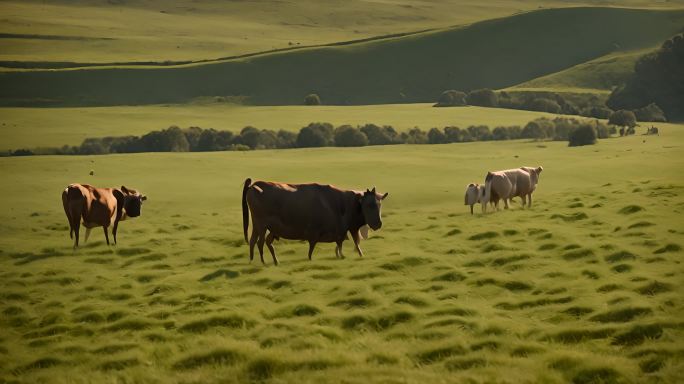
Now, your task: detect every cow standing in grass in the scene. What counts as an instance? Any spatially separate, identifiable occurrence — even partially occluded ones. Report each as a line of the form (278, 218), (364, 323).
(242, 178), (388, 265)
(481, 166), (542, 211)
(62, 184), (146, 247)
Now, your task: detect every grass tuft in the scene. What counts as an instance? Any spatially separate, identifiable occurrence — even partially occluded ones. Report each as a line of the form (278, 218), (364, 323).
(173, 348), (244, 370)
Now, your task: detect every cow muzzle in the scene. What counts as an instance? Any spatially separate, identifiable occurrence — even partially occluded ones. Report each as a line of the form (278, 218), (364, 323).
(370, 221), (382, 231)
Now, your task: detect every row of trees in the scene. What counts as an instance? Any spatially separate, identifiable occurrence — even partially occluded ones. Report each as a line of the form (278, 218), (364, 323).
(435, 88), (667, 122)
(8, 116), (618, 156)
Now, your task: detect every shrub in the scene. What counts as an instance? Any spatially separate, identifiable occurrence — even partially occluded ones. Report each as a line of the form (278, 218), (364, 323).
(276, 130), (297, 149)
(183, 126), (202, 151)
(521, 118), (554, 140)
(360, 124), (400, 145)
(296, 122), (334, 147)
(10, 149), (34, 156)
(403, 128), (428, 144)
(334, 125), (368, 147)
(443, 126), (463, 143)
(568, 124), (597, 147)
(634, 103), (666, 122)
(427, 128), (447, 144)
(609, 110), (637, 131)
(435, 90), (467, 107)
(304, 93), (321, 105)
(529, 98), (562, 114)
(580, 106), (613, 119)
(492, 127), (509, 140)
(467, 89), (498, 107)
(467, 125), (492, 141)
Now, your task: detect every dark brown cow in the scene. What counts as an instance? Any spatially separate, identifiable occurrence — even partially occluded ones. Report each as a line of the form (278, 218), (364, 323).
(62, 184), (146, 247)
(242, 178), (388, 265)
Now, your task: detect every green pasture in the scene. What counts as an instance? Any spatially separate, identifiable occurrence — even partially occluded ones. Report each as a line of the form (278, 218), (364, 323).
(1, 124), (683, 383)
(2, 8), (682, 107)
(0, 103), (568, 150)
(1, 1), (678, 64)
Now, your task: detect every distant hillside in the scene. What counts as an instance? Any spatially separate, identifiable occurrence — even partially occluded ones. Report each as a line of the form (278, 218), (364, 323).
(1, 7), (683, 107)
(510, 49), (651, 93)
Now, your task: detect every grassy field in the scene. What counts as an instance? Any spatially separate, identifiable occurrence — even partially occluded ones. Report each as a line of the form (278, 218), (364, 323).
(2, 1), (681, 64)
(2, 7), (683, 107)
(0, 103), (570, 150)
(1, 122), (683, 383)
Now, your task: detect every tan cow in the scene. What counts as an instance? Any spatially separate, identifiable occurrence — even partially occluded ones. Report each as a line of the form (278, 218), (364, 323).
(62, 184), (146, 247)
(242, 178), (388, 265)
(481, 166), (542, 211)
(464, 183), (481, 215)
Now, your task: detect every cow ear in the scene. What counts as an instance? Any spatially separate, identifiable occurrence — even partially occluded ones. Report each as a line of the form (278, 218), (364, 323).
(372, 187), (376, 193)
(381, 192), (388, 200)
(121, 186), (129, 194)
(141, 195), (147, 201)
(537, 166), (543, 173)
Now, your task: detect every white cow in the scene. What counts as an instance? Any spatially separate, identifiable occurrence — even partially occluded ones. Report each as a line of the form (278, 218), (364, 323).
(481, 166), (542, 211)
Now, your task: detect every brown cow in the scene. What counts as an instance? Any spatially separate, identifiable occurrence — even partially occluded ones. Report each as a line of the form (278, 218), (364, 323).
(242, 178), (388, 265)
(62, 184), (146, 247)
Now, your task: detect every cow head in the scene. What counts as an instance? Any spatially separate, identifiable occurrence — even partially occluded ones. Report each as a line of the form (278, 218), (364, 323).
(531, 166), (543, 185)
(121, 186), (147, 218)
(360, 187), (388, 231)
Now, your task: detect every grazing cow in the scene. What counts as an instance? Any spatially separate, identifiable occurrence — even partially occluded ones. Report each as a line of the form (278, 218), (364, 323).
(242, 178), (388, 265)
(464, 183), (481, 215)
(481, 166), (542, 211)
(62, 184), (146, 247)
(648, 126), (659, 135)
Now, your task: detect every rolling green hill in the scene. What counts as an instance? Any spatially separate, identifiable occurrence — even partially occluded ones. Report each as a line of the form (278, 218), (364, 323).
(1, 7), (683, 107)
(2, 0), (681, 63)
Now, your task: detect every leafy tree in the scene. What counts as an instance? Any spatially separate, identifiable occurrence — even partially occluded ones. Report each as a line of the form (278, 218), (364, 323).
(304, 93), (321, 105)
(404, 127), (428, 144)
(568, 124), (597, 147)
(607, 33), (684, 120)
(276, 130), (297, 149)
(427, 127), (447, 144)
(467, 88), (498, 107)
(634, 103), (666, 122)
(492, 126), (510, 141)
(608, 110), (637, 128)
(296, 122), (334, 147)
(334, 125), (368, 147)
(434, 90), (467, 107)
(529, 98), (562, 114)
(443, 126), (463, 143)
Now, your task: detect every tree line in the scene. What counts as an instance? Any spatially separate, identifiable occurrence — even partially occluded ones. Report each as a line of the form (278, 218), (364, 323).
(6, 117), (624, 156)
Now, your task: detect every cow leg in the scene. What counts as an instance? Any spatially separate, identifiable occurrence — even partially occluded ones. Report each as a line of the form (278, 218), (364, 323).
(249, 232), (258, 262)
(84, 227), (92, 243)
(504, 199), (509, 210)
(73, 221), (80, 248)
(257, 232), (266, 265)
(528, 194), (533, 208)
(265, 232), (278, 266)
(336, 240), (345, 259)
(307, 241), (316, 261)
(470, 205), (474, 215)
(351, 231), (364, 258)
(103, 226), (110, 245)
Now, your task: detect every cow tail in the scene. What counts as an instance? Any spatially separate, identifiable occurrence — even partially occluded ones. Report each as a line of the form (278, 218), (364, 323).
(242, 178), (251, 243)
(62, 187), (73, 239)
(483, 172), (493, 203)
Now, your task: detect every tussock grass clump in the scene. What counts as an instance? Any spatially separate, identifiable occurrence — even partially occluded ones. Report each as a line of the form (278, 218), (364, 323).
(654, 243), (681, 254)
(496, 296), (572, 310)
(341, 311), (414, 331)
(510, 345), (544, 357)
(394, 296), (429, 307)
(179, 315), (254, 333)
(329, 297), (375, 309)
(199, 269), (240, 281)
(432, 271), (466, 282)
(572, 367), (624, 384)
(445, 228), (461, 236)
(468, 231), (499, 241)
(589, 307), (652, 323)
(470, 340), (500, 351)
(611, 264), (632, 273)
(550, 212), (588, 222)
(562, 307), (595, 317)
(414, 344), (467, 364)
(14, 357), (64, 373)
(597, 284), (622, 293)
(481, 243), (506, 253)
(611, 324), (663, 346)
(103, 319), (154, 332)
(618, 205), (644, 215)
(173, 348), (244, 369)
(582, 270), (600, 279)
(366, 353), (399, 365)
(427, 308), (477, 317)
(444, 357), (487, 371)
(116, 247), (151, 257)
(628, 221), (654, 229)
(562, 248), (594, 261)
(491, 254), (530, 266)
(548, 328), (616, 343)
(539, 243), (558, 251)
(605, 251), (636, 263)
(639, 356), (667, 373)
(635, 281), (673, 296)
(98, 357), (140, 370)
(92, 343), (137, 355)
